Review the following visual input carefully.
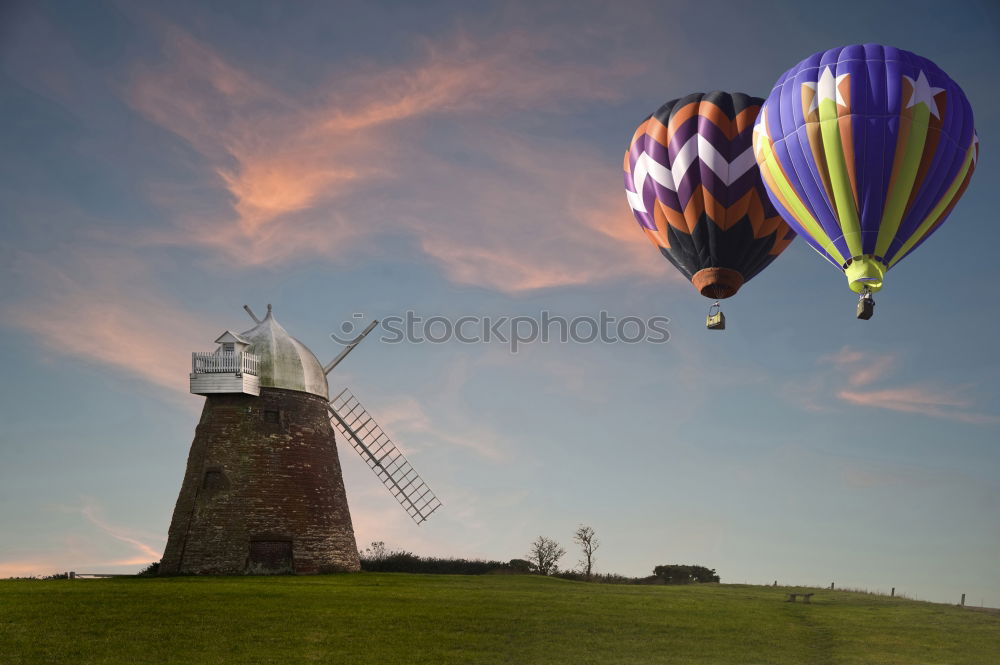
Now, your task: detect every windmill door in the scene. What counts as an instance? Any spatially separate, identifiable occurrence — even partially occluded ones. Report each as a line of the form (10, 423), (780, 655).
(248, 540), (293, 574)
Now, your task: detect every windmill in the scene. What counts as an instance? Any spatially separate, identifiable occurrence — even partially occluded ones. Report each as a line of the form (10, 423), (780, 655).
(160, 304), (440, 575)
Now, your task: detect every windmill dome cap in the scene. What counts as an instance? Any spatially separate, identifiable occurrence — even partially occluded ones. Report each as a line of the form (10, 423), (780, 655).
(240, 306), (329, 399)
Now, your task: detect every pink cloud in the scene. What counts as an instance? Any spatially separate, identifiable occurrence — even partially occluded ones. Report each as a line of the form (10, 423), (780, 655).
(837, 386), (999, 425)
(126, 22), (667, 292)
(408, 130), (672, 293)
(321, 31), (629, 130)
(0, 558), (76, 579)
(823, 346), (867, 368)
(3, 252), (210, 396)
(79, 501), (163, 562)
(377, 395), (506, 462)
(0, 499), (163, 578)
(343, 357), (508, 462)
(804, 346), (998, 425)
(821, 346), (896, 387)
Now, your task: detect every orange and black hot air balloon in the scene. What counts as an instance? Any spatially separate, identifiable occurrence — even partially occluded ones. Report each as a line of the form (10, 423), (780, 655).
(624, 91), (795, 328)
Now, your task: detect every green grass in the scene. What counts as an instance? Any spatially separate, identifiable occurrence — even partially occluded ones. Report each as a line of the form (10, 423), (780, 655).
(1, 575), (998, 664)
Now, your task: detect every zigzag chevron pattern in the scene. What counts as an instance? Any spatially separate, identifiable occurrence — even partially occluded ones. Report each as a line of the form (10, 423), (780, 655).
(624, 91), (795, 289)
(626, 138), (757, 213)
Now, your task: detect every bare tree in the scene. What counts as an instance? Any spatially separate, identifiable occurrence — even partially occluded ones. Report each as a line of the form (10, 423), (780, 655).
(526, 536), (565, 575)
(573, 525), (599, 578)
(359, 541), (388, 563)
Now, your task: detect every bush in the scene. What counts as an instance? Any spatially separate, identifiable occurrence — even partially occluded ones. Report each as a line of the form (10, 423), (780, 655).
(137, 561), (161, 577)
(589, 573), (639, 585)
(360, 554), (512, 574)
(506, 559), (533, 574)
(652, 564), (720, 585)
(357, 542), (511, 575)
(552, 571), (587, 582)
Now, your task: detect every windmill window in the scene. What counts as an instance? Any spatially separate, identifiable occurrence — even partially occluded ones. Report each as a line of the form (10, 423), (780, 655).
(263, 410), (280, 424)
(203, 468), (226, 490)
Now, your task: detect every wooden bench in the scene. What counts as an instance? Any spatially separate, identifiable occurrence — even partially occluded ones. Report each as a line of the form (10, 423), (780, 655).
(786, 593), (814, 603)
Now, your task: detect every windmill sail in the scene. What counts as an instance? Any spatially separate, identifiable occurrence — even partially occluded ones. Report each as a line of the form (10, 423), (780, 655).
(328, 389), (442, 524)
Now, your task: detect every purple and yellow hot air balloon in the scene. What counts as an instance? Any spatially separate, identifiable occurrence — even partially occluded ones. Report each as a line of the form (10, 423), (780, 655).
(624, 91), (796, 328)
(753, 44), (978, 319)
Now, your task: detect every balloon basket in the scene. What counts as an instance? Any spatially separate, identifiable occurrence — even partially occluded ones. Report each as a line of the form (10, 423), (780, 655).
(856, 290), (875, 320)
(706, 303), (726, 330)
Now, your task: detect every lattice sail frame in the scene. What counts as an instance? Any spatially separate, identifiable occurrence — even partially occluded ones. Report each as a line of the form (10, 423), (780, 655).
(328, 388), (442, 524)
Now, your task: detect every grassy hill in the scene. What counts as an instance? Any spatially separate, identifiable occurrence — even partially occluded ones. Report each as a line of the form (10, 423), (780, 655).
(1, 574), (998, 664)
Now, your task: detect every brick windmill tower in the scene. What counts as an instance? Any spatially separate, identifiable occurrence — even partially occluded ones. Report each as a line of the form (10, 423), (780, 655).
(160, 305), (440, 575)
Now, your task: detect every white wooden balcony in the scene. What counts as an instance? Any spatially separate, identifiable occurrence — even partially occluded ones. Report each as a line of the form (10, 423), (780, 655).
(190, 351), (261, 396)
(192, 351), (260, 376)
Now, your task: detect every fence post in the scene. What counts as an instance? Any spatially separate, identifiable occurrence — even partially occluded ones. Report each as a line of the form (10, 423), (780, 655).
(891, 587), (895, 597)
(961, 593), (966, 606)
(830, 582), (835, 590)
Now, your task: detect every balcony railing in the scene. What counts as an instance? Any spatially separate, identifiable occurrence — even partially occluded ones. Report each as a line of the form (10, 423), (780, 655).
(192, 351), (260, 376)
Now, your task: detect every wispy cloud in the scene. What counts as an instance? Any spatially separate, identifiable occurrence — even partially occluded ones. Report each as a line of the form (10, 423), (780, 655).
(0, 498), (163, 578)
(0, 559), (62, 579)
(822, 346), (897, 387)
(345, 462), (535, 562)
(127, 21), (666, 292)
(79, 499), (163, 562)
(408, 130), (671, 293)
(793, 346), (999, 425)
(336, 352), (509, 462)
(372, 394), (506, 462)
(3, 251), (209, 396)
(836, 386), (998, 425)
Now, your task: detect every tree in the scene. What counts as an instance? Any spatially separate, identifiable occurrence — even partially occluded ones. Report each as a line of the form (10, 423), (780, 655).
(652, 564), (719, 584)
(573, 525), (599, 579)
(507, 559), (533, 574)
(360, 541), (389, 563)
(526, 536), (565, 575)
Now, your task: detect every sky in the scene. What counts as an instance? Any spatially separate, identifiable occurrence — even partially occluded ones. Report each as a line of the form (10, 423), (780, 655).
(1, 0), (998, 606)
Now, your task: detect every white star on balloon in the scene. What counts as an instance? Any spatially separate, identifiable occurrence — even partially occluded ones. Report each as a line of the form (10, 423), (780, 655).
(752, 115), (770, 157)
(904, 70), (945, 118)
(802, 67), (849, 114)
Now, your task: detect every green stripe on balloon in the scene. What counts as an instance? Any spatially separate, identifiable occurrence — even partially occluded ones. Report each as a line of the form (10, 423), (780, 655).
(875, 103), (931, 258)
(757, 140), (847, 266)
(888, 142), (975, 268)
(818, 96), (862, 257)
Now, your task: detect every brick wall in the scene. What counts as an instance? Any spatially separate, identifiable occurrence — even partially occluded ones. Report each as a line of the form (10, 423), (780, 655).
(160, 387), (361, 574)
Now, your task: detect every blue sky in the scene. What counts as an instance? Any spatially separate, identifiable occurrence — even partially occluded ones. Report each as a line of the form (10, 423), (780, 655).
(1, 0), (998, 605)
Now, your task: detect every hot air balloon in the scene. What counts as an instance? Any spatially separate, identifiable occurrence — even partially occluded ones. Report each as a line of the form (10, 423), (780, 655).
(624, 91), (796, 329)
(752, 44), (978, 319)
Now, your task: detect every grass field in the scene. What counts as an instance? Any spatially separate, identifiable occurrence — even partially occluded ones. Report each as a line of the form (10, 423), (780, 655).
(2, 574), (998, 664)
